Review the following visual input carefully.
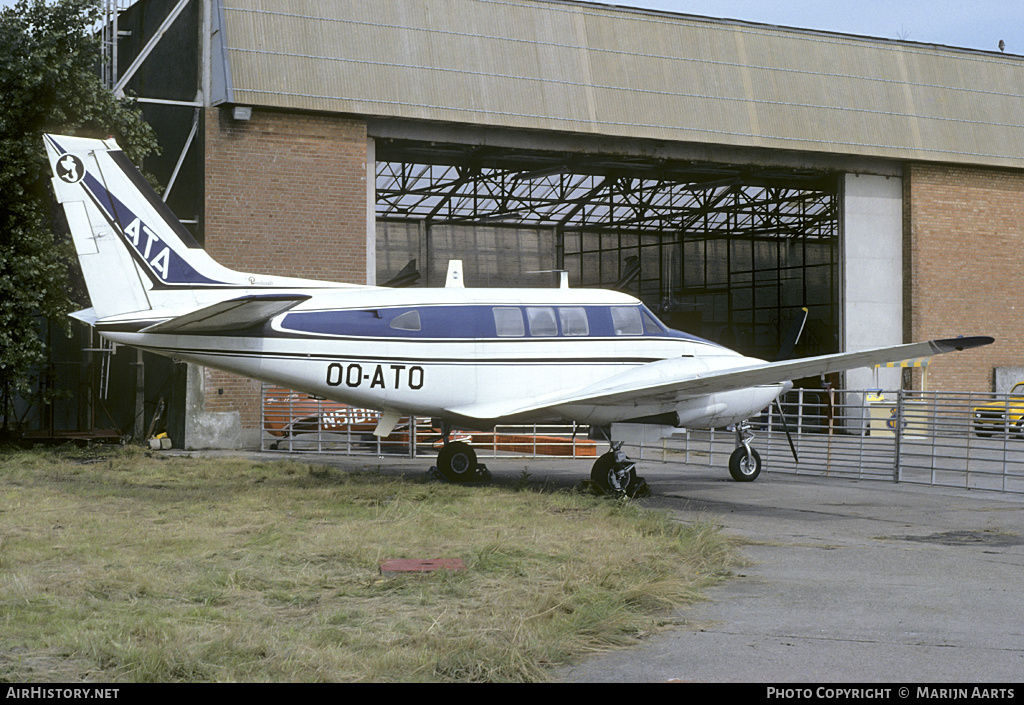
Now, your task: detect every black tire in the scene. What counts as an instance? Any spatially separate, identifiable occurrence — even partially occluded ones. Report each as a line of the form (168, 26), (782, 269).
(590, 451), (637, 495)
(729, 447), (762, 482)
(437, 441), (477, 482)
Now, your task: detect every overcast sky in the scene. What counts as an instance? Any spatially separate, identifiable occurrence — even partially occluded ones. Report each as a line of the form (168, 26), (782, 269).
(592, 0), (1020, 53)
(1, 0), (1019, 54)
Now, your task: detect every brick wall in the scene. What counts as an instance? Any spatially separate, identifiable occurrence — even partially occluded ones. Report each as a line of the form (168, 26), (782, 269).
(201, 108), (370, 431)
(904, 164), (1024, 391)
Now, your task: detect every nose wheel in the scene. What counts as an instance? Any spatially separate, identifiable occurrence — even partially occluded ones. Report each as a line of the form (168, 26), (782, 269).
(729, 446), (762, 481)
(729, 422), (762, 482)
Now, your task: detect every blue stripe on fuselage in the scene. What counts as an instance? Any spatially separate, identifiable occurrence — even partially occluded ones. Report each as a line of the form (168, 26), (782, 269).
(279, 304), (719, 345)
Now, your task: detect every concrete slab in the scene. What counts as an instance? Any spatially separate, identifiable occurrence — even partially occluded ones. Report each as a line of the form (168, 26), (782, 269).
(556, 463), (1024, 683)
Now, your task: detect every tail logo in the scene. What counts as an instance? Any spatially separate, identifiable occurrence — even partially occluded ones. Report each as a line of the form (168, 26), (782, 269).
(57, 155), (84, 184)
(123, 217), (172, 280)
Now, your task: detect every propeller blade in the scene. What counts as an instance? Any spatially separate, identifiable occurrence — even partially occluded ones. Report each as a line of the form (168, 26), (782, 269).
(774, 398), (799, 464)
(776, 307), (809, 361)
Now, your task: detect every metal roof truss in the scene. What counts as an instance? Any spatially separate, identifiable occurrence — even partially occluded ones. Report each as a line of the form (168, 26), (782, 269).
(375, 156), (837, 240)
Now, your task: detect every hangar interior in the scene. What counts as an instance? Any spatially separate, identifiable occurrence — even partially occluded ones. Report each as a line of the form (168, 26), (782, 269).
(374, 141), (839, 361)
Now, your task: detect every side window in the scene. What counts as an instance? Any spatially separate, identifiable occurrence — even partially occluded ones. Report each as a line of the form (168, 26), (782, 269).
(389, 310), (421, 331)
(559, 307), (589, 336)
(527, 307), (558, 336)
(610, 306), (643, 335)
(493, 307), (525, 337)
(641, 309), (664, 334)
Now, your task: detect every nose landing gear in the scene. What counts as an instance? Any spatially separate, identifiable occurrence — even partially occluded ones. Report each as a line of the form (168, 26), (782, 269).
(729, 421), (762, 482)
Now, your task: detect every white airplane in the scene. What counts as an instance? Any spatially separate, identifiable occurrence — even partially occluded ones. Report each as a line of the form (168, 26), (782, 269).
(44, 133), (993, 492)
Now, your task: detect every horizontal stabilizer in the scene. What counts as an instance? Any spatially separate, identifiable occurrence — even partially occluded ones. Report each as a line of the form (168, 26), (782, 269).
(139, 294), (311, 334)
(69, 307), (99, 327)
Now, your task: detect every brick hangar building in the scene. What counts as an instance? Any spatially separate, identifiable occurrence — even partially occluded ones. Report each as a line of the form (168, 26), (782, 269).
(102, 0), (1023, 449)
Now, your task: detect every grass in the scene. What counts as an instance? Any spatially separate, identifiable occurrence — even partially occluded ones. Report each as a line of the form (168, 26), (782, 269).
(0, 445), (738, 682)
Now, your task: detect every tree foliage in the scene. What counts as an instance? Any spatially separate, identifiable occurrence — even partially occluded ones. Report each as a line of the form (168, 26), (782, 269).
(0, 0), (159, 402)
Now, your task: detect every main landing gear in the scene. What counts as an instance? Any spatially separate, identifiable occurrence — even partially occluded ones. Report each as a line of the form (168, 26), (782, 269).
(590, 441), (648, 497)
(433, 423), (489, 483)
(431, 422), (767, 489)
(728, 421), (762, 482)
(436, 440), (478, 482)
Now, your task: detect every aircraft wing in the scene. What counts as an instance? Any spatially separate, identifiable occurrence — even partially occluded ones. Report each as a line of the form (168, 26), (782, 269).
(446, 336), (994, 422)
(138, 294), (311, 334)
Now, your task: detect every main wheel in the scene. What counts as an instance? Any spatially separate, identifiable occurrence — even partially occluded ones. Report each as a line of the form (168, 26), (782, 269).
(729, 447), (762, 482)
(437, 441), (477, 482)
(590, 451), (638, 495)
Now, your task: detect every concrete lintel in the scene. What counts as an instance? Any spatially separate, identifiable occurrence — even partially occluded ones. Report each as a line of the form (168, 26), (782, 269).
(367, 117), (903, 179)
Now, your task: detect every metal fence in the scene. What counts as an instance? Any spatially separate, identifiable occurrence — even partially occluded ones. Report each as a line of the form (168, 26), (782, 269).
(713, 389), (1023, 493)
(260, 384), (1024, 494)
(260, 384), (597, 460)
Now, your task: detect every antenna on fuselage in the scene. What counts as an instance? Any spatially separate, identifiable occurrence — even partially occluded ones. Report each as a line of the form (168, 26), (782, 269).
(445, 260), (464, 288)
(525, 269), (570, 288)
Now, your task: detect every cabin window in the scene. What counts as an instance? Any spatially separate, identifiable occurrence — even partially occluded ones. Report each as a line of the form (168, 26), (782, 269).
(559, 307), (589, 336)
(610, 306), (644, 335)
(527, 307), (558, 336)
(389, 310), (421, 331)
(641, 309), (664, 334)
(493, 307), (525, 337)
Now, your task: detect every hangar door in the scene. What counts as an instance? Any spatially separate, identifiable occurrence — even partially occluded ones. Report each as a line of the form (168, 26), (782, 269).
(374, 141), (838, 362)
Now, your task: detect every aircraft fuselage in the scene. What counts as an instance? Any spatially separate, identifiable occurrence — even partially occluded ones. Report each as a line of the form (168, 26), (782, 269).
(97, 285), (781, 429)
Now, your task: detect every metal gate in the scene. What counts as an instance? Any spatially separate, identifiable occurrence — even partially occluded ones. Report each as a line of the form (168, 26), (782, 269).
(757, 389), (1024, 493)
(598, 389), (1024, 494)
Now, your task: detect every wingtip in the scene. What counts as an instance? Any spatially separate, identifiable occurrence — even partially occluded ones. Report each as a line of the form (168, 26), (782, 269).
(933, 336), (995, 352)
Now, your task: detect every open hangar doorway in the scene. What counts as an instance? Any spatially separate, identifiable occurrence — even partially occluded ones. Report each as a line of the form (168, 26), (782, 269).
(374, 139), (840, 364)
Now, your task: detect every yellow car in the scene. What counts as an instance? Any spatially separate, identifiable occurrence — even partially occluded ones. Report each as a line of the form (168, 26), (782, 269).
(972, 382), (1024, 438)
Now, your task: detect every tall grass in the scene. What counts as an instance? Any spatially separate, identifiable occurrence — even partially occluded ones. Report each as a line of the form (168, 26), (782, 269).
(0, 446), (737, 682)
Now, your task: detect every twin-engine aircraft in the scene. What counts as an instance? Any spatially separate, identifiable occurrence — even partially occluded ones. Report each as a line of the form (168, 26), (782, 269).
(44, 133), (992, 492)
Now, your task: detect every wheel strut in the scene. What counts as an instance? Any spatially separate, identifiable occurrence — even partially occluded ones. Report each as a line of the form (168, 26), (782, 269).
(729, 421), (763, 482)
(736, 421), (755, 463)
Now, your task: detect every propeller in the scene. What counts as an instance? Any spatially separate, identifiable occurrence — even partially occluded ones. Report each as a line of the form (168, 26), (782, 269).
(776, 307), (808, 362)
(773, 398), (799, 464)
(772, 307), (809, 464)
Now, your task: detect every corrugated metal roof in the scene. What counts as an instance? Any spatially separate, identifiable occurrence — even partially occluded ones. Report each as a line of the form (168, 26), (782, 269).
(216, 0), (1024, 169)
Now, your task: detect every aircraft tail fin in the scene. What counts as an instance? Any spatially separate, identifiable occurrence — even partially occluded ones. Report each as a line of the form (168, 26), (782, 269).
(46, 134), (161, 319)
(44, 134), (338, 322)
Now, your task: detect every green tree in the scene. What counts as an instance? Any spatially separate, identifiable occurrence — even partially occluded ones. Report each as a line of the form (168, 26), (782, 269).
(0, 0), (159, 422)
